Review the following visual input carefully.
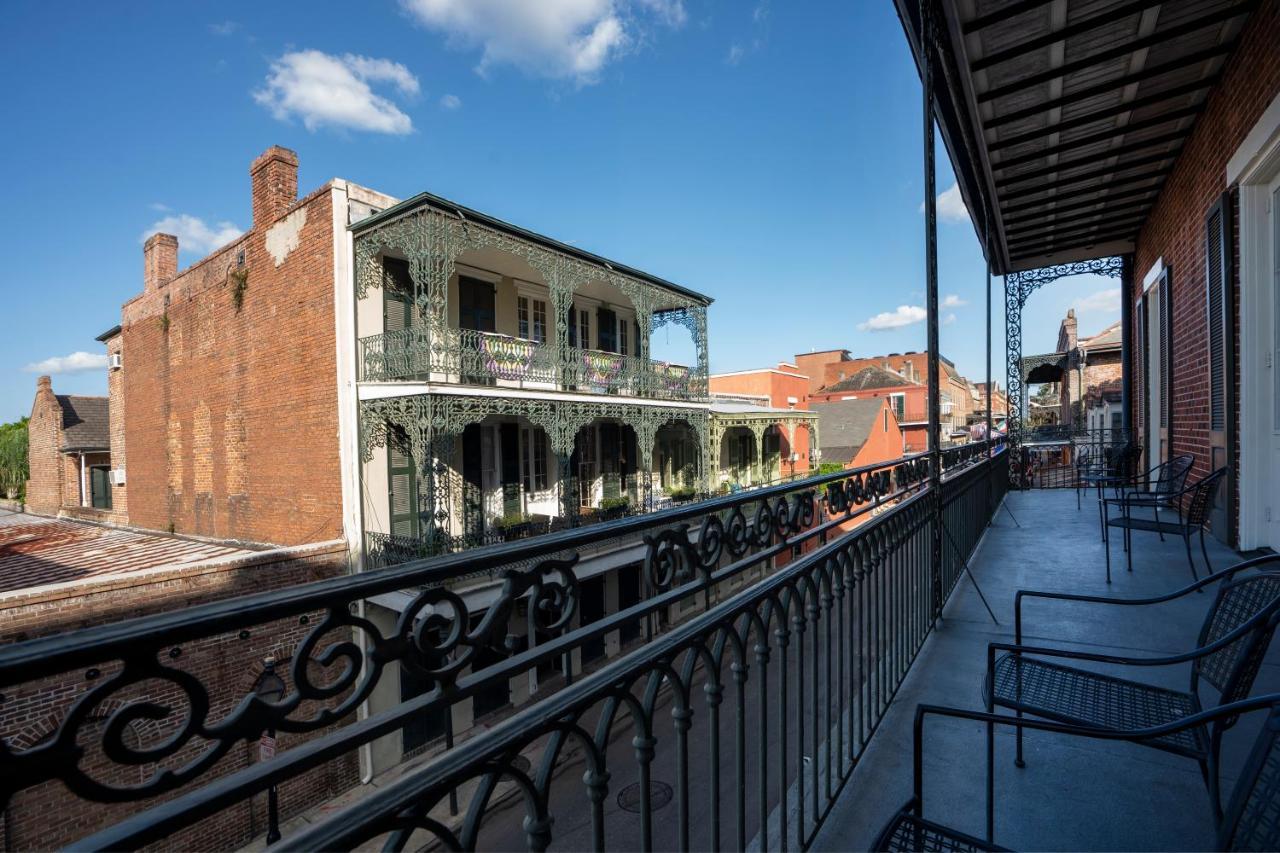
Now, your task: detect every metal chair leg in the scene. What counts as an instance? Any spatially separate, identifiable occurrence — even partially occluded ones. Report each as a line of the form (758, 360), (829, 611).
(1126, 522), (1134, 573)
(1104, 520), (1112, 584)
(1184, 532), (1199, 583)
(1200, 528), (1214, 578)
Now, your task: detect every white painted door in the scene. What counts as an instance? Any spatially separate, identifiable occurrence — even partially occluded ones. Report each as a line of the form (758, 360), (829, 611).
(1268, 177), (1280, 551)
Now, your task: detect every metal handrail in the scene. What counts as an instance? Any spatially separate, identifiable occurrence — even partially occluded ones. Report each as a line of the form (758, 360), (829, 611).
(1, 440), (1005, 851)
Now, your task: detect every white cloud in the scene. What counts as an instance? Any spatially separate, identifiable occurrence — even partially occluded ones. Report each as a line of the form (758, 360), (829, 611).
(920, 181), (970, 225)
(636, 0), (687, 26)
(439, 93), (462, 109)
(943, 312), (957, 326)
(942, 294), (967, 308)
(141, 214), (242, 254)
(399, 0), (684, 84)
(209, 20), (238, 36)
(254, 50), (418, 135)
(24, 352), (109, 375)
(859, 304), (927, 332)
(149, 202), (171, 212)
(726, 43), (745, 65)
(1075, 288), (1121, 314)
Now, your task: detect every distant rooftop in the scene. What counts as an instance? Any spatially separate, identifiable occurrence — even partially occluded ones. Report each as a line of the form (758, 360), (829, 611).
(819, 365), (920, 394)
(0, 512), (255, 595)
(351, 189), (713, 307)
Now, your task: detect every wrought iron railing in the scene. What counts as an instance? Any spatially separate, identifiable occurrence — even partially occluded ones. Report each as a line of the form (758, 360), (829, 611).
(1015, 426), (1132, 489)
(0, 440), (1004, 851)
(358, 328), (707, 400)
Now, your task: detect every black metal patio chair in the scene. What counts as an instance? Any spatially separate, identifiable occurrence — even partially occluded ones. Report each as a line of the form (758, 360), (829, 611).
(984, 557), (1280, 822)
(873, 694), (1280, 851)
(1106, 454), (1195, 543)
(1104, 467), (1227, 583)
(1080, 442), (1143, 535)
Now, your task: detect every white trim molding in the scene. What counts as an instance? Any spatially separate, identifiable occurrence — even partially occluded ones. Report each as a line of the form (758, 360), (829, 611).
(1232, 98), (1280, 550)
(1141, 256), (1165, 291)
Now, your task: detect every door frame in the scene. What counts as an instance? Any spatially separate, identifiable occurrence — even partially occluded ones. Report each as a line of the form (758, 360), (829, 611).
(1233, 94), (1280, 550)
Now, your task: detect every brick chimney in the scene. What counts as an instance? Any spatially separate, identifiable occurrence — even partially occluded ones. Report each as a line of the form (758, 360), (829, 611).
(36, 375), (52, 395)
(250, 145), (299, 227)
(1058, 308), (1078, 351)
(143, 233), (179, 292)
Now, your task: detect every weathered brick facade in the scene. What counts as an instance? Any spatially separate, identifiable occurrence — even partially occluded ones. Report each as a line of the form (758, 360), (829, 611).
(25, 376), (64, 514)
(0, 541), (356, 851)
(120, 147), (344, 546)
(1131, 0), (1279, 538)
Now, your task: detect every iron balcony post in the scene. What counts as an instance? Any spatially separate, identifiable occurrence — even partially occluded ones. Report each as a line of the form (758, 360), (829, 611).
(921, 0), (944, 618)
(1120, 253), (1135, 438)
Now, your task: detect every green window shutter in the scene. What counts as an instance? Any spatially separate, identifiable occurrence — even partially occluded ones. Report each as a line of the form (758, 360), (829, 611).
(387, 437), (419, 538)
(383, 258), (414, 332)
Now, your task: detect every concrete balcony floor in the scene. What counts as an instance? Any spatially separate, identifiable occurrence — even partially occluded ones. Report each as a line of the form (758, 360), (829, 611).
(812, 487), (1280, 852)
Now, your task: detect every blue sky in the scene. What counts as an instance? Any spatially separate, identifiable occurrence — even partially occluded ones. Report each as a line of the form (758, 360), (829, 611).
(0, 0), (1121, 423)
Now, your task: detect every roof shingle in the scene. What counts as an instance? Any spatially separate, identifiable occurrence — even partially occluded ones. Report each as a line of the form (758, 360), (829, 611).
(56, 395), (109, 452)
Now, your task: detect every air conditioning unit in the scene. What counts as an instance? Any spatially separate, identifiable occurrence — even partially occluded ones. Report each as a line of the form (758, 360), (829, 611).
(109, 353), (122, 370)
(109, 468), (126, 486)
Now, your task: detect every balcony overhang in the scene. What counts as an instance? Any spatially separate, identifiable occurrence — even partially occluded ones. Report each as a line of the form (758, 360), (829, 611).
(893, 0), (1257, 273)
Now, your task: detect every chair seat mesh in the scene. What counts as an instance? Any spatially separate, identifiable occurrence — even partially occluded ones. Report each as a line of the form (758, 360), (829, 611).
(1105, 515), (1183, 534)
(875, 811), (1007, 852)
(991, 654), (1206, 754)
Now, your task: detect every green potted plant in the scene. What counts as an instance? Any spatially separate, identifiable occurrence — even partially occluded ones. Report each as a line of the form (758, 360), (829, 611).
(598, 495), (630, 520)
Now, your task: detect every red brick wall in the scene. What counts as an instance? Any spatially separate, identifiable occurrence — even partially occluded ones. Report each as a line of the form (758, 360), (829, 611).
(0, 541), (357, 851)
(794, 351), (848, 395)
(120, 149), (342, 546)
(1132, 0), (1280, 503)
(25, 377), (63, 514)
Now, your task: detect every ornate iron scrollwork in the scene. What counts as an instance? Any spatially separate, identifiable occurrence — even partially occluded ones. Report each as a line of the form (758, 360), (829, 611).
(1005, 257), (1123, 485)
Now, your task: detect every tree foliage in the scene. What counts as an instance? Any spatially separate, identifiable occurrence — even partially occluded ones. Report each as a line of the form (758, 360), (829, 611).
(0, 418), (29, 499)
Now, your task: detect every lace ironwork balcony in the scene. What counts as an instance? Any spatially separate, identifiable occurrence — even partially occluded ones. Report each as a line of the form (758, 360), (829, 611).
(359, 327), (708, 400)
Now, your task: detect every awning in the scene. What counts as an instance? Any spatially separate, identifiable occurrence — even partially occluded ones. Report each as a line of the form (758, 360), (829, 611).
(894, 0), (1257, 273)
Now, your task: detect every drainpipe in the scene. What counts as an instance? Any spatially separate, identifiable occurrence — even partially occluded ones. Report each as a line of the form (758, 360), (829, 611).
(79, 452), (87, 507)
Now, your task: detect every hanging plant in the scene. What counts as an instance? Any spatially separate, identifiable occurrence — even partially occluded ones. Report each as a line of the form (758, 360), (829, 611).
(229, 268), (249, 313)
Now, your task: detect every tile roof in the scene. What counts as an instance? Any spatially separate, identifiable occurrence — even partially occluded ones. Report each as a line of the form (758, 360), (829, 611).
(1081, 321), (1122, 350)
(819, 366), (918, 394)
(0, 511), (254, 594)
(56, 395), (109, 452)
(812, 398), (887, 465)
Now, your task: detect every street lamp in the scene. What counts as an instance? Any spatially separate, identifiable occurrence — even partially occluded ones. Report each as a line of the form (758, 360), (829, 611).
(253, 656), (286, 845)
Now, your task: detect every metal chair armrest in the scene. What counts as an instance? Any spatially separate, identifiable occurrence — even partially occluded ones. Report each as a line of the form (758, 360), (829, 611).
(1012, 556), (1280, 643)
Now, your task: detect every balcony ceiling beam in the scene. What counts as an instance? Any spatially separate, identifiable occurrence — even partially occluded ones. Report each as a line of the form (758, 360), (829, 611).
(971, 0), (1167, 72)
(987, 81), (1216, 153)
(1004, 200), (1155, 234)
(1008, 220), (1146, 258)
(989, 106), (1201, 171)
(983, 49), (1230, 130)
(962, 0), (1056, 34)
(1005, 208), (1153, 241)
(976, 3), (1253, 104)
(996, 145), (1181, 190)
(1002, 186), (1159, 224)
(999, 169), (1169, 211)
